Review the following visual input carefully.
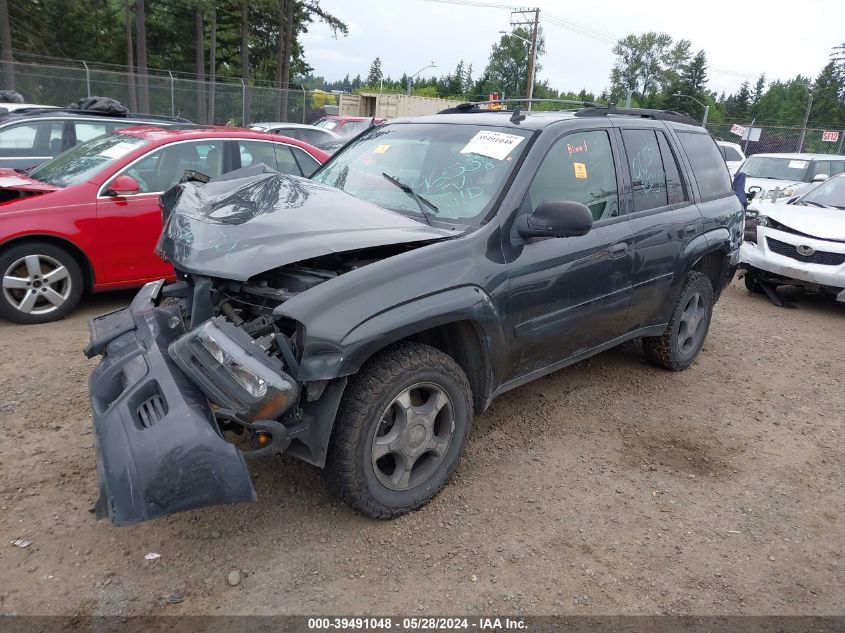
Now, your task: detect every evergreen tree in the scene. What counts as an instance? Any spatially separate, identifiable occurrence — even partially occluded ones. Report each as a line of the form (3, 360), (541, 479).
(366, 56), (382, 87)
(726, 81), (752, 120)
(751, 74), (766, 114)
(663, 49), (708, 115)
(808, 62), (845, 127)
(446, 60), (465, 96)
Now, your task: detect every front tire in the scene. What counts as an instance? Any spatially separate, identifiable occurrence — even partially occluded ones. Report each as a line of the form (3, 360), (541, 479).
(643, 270), (714, 372)
(324, 342), (472, 519)
(0, 242), (84, 324)
(743, 268), (761, 293)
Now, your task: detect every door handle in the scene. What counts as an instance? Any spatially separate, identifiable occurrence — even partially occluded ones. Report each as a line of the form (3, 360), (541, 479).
(608, 242), (629, 259)
(683, 223), (697, 237)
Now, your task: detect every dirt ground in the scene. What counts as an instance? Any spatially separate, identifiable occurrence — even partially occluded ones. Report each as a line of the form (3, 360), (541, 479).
(0, 279), (842, 616)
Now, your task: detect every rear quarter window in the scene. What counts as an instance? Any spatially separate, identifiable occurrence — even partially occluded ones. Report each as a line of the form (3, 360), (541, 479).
(677, 132), (732, 200)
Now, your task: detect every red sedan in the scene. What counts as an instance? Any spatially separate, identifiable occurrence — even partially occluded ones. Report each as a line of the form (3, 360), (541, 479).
(0, 126), (329, 324)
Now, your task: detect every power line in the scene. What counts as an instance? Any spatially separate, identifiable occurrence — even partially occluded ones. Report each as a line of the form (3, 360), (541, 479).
(425, 0), (516, 9)
(424, 0), (762, 80)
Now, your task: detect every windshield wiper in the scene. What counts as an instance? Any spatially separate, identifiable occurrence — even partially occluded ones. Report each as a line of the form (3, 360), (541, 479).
(382, 172), (438, 226)
(802, 200), (828, 208)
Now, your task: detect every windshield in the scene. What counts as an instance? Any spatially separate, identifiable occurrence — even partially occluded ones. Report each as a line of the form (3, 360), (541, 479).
(739, 156), (811, 182)
(29, 133), (149, 188)
(799, 175), (845, 209)
(311, 123), (532, 224)
(338, 120), (370, 136)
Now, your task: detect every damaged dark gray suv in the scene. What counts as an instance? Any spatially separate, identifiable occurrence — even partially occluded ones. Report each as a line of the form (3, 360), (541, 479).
(86, 105), (743, 525)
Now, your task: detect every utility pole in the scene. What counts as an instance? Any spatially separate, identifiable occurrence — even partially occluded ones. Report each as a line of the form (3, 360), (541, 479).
(797, 84), (813, 153)
(510, 7), (539, 111)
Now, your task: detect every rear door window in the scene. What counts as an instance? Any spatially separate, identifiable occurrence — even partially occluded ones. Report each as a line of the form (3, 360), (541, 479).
(300, 129), (328, 146)
(621, 129), (668, 212)
(74, 122), (110, 144)
(239, 140), (279, 170)
(272, 144), (301, 175)
(677, 132), (732, 199)
(291, 146), (320, 177)
(656, 132), (688, 205)
(723, 146), (742, 161)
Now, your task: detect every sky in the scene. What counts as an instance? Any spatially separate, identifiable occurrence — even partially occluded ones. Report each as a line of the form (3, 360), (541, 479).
(299, 0), (843, 99)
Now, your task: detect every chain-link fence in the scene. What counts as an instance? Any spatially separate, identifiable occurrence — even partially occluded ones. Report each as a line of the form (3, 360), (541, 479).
(4, 56), (322, 126)
(7, 55), (845, 153)
(705, 122), (845, 156)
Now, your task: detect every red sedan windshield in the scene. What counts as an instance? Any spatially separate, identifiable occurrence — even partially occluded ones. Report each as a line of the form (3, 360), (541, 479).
(28, 133), (150, 188)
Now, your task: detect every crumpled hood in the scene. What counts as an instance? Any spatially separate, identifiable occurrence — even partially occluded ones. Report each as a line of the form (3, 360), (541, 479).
(752, 200), (845, 242)
(156, 166), (455, 280)
(0, 169), (59, 194)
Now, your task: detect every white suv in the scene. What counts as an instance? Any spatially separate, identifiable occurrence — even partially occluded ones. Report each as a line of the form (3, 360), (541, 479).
(716, 141), (745, 176)
(737, 153), (845, 203)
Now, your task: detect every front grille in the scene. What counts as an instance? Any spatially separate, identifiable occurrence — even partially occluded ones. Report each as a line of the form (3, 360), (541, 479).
(137, 394), (167, 428)
(767, 237), (845, 266)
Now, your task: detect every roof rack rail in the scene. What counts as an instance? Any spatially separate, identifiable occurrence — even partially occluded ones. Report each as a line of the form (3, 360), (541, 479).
(575, 104), (699, 126)
(437, 98), (598, 114)
(1, 107), (189, 123)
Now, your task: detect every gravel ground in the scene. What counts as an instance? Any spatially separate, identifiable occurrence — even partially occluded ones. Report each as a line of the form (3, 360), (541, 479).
(0, 279), (842, 616)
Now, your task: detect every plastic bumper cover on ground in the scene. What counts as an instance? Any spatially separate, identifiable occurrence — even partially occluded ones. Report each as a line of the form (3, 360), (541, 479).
(86, 281), (256, 526)
(740, 228), (845, 302)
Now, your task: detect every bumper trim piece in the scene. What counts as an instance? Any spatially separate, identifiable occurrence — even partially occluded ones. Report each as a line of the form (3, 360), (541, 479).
(87, 281), (256, 526)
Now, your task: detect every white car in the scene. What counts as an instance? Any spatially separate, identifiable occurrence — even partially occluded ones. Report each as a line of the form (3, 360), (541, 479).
(0, 103), (57, 114)
(741, 173), (845, 302)
(737, 152), (845, 203)
(716, 140), (746, 176)
(248, 122), (342, 150)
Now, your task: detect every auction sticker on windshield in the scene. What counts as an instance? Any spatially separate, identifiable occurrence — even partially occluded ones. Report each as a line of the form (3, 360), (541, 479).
(788, 160), (808, 169)
(460, 130), (524, 161)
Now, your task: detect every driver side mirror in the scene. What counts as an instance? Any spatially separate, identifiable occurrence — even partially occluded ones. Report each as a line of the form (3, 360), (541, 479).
(104, 175), (140, 197)
(516, 200), (593, 239)
(812, 173), (829, 183)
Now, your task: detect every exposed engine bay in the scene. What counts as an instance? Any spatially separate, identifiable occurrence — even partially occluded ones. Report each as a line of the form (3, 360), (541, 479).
(156, 242), (428, 464)
(164, 242), (420, 341)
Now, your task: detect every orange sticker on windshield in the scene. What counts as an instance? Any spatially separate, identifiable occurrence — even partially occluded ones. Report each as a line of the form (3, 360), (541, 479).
(574, 162), (587, 179)
(373, 144), (391, 154)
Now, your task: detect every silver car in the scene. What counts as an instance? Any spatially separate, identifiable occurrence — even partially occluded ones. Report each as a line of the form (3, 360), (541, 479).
(249, 122), (343, 150)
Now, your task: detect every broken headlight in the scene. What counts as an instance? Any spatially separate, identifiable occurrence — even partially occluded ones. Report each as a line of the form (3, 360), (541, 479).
(170, 318), (299, 421)
(196, 330), (268, 398)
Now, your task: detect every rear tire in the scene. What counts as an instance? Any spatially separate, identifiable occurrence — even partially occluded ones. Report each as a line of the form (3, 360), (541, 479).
(643, 271), (714, 372)
(0, 242), (84, 324)
(324, 342), (472, 519)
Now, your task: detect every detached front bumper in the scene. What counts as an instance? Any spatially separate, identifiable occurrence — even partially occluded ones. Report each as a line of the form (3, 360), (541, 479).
(740, 227), (845, 301)
(86, 281), (256, 526)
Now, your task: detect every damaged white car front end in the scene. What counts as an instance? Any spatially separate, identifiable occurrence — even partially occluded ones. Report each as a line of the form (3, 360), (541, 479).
(741, 176), (845, 301)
